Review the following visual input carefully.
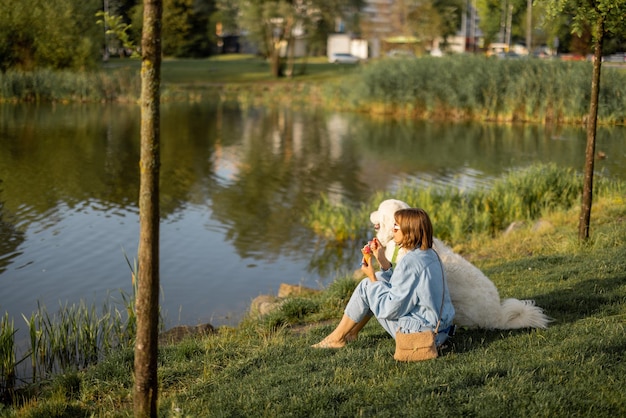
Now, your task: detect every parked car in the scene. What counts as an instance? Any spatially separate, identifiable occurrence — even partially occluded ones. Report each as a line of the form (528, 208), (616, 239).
(603, 52), (625, 62)
(387, 49), (414, 58)
(496, 51), (522, 59)
(329, 53), (359, 64)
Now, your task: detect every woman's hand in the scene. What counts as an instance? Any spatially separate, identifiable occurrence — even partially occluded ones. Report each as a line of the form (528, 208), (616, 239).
(370, 238), (385, 261)
(370, 238), (391, 269)
(360, 238), (387, 282)
(361, 259), (376, 282)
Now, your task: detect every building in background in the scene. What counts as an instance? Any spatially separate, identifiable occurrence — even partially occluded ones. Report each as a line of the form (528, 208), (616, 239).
(343, 0), (483, 57)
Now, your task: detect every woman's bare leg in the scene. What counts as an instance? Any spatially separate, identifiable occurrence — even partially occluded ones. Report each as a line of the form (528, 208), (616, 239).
(312, 314), (370, 348)
(345, 315), (372, 342)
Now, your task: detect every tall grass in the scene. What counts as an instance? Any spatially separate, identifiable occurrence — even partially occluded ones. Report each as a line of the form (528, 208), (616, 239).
(3, 57), (625, 125)
(18, 297), (137, 384)
(11, 292), (135, 382)
(0, 313), (16, 399)
(339, 56), (626, 124)
(0, 56), (343, 104)
(0, 68), (140, 103)
(0, 251), (166, 401)
(306, 163), (623, 244)
(0, 287), (139, 402)
(305, 195), (370, 242)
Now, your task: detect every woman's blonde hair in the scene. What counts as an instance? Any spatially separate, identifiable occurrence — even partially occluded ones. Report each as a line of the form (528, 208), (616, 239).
(394, 208), (434, 251)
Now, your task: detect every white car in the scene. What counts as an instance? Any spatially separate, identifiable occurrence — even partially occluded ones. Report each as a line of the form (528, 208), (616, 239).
(329, 53), (359, 64)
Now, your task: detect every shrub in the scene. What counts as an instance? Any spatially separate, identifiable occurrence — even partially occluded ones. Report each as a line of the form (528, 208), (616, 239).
(337, 56), (624, 124)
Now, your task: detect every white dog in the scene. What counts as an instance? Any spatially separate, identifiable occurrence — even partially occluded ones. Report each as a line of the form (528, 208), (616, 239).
(370, 199), (550, 329)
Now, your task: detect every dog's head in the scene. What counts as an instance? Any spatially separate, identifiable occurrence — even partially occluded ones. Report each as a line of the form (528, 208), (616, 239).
(370, 199), (410, 246)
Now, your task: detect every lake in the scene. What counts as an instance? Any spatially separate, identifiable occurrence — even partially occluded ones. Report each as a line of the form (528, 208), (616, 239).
(1, 102), (624, 332)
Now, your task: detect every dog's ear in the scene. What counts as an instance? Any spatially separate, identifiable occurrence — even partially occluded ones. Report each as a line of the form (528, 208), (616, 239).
(381, 210), (393, 233)
(376, 207), (395, 245)
(374, 199), (409, 245)
(369, 210), (380, 225)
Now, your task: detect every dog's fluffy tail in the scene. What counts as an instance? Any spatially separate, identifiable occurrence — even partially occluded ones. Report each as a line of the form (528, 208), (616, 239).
(498, 298), (551, 329)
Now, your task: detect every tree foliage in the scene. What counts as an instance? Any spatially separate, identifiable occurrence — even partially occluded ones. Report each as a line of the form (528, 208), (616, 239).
(0, 0), (102, 71)
(433, 0), (466, 44)
(131, 0), (216, 57)
(235, 0), (364, 77)
(475, 0), (529, 46)
(96, 10), (139, 58)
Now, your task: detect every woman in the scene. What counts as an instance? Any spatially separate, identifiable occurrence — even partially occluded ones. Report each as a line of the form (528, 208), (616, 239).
(312, 208), (455, 349)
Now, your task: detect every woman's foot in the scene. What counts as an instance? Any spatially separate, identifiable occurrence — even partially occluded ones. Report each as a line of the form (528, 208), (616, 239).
(311, 336), (346, 349)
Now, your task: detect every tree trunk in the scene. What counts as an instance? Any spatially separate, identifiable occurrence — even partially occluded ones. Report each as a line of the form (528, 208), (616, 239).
(134, 0), (162, 416)
(271, 47), (281, 78)
(578, 17), (603, 241)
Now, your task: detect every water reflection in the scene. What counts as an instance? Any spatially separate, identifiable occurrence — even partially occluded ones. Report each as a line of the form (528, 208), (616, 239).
(0, 102), (624, 328)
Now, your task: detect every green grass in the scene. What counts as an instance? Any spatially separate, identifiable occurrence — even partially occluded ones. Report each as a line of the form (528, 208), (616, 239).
(102, 54), (357, 85)
(0, 54), (356, 104)
(6, 171), (626, 417)
(306, 163), (623, 244)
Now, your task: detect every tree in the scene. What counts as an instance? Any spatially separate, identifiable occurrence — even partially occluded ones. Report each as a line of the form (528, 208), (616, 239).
(476, 0), (530, 46)
(235, 0), (363, 78)
(133, 0), (162, 415)
(545, 0), (626, 241)
(237, 1), (293, 77)
(131, 0), (216, 57)
(432, 0), (466, 47)
(407, 0), (443, 53)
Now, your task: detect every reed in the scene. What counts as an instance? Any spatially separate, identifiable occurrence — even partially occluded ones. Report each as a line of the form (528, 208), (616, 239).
(1, 312), (16, 398)
(388, 163), (607, 241)
(0, 283), (141, 398)
(305, 194), (369, 242)
(21, 254), (143, 384)
(306, 163), (624, 244)
(3, 57), (624, 125)
(0, 68), (140, 103)
(5, 253), (160, 389)
(22, 300), (114, 379)
(343, 56), (626, 124)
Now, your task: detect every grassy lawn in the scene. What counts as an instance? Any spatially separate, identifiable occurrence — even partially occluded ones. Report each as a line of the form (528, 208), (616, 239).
(102, 54), (359, 85)
(8, 189), (626, 417)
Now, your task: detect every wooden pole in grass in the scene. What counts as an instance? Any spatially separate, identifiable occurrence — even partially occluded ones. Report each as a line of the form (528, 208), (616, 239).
(134, 0), (162, 416)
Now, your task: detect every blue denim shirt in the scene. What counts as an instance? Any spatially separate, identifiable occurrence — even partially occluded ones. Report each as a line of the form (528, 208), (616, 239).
(366, 248), (455, 335)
